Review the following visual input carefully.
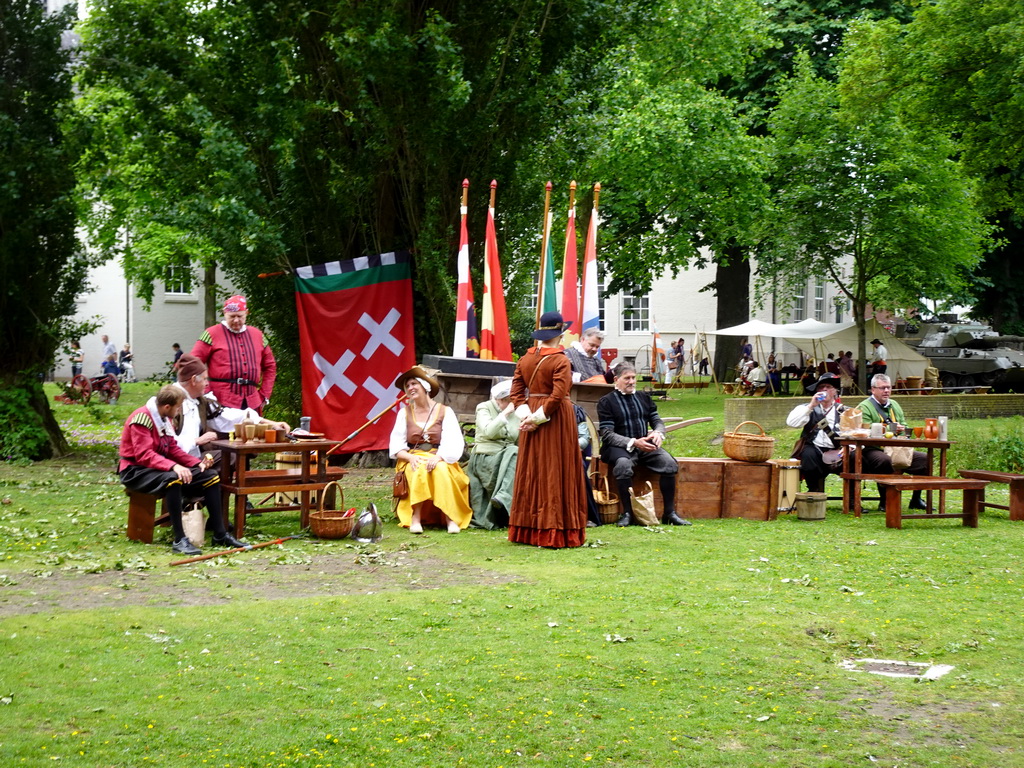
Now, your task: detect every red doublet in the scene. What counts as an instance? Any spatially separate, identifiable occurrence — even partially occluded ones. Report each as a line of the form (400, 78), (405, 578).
(191, 324), (276, 411)
(118, 406), (199, 473)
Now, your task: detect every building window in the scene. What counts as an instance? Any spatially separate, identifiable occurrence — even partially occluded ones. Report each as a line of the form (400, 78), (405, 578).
(792, 283), (806, 321)
(621, 291), (649, 333)
(834, 295), (848, 323)
(596, 269), (606, 330)
(813, 278), (825, 321)
(164, 258), (193, 296)
(524, 273), (539, 314)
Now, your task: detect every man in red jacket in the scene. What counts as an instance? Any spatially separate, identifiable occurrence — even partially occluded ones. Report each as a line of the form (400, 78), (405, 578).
(119, 385), (247, 555)
(191, 295), (277, 414)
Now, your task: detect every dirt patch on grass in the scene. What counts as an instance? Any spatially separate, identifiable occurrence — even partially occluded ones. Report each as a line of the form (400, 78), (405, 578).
(0, 548), (523, 618)
(833, 686), (983, 749)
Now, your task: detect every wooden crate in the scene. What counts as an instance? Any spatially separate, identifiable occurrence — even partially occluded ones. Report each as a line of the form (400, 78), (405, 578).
(603, 457), (780, 521)
(676, 458), (726, 519)
(721, 460), (776, 520)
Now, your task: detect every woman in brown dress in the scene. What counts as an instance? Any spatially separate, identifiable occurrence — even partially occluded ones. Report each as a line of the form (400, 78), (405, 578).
(508, 312), (588, 548)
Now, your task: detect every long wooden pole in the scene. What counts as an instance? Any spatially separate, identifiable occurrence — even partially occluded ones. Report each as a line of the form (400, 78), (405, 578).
(170, 534), (305, 567)
(325, 393), (408, 457)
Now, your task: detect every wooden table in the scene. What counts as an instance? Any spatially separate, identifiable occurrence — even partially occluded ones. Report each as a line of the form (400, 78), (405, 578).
(210, 438), (344, 537)
(836, 435), (951, 517)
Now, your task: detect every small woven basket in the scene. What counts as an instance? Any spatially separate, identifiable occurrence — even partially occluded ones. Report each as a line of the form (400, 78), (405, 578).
(722, 421), (775, 462)
(591, 472), (621, 524)
(309, 482), (355, 539)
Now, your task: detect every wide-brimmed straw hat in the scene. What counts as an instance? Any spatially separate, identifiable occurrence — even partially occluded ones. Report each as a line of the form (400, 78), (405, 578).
(394, 365), (440, 397)
(532, 311), (570, 341)
(805, 372), (841, 394)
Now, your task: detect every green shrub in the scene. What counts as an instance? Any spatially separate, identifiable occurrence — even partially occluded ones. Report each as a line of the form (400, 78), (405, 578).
(0, 387), (50, 462)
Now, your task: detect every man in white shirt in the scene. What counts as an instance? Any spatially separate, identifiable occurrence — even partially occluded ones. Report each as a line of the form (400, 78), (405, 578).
(869, 338), (888, 377)
(786, 372), (845, 493)
(172, 354), (289, 460)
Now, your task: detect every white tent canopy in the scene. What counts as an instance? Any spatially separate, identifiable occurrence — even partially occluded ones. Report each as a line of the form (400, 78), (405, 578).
(708, 318), (928, 380)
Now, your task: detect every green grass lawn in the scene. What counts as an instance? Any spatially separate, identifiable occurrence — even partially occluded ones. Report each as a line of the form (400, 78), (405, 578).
(1, 382), (1023, 766)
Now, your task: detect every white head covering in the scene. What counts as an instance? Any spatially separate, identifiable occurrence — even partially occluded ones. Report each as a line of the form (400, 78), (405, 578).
(490, 379), (512, 400)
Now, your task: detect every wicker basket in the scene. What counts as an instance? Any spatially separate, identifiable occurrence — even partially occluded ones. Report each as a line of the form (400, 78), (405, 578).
(308, 482), (356, 539)
(722, 421), (775, 462)
(590, 472), (621, 524)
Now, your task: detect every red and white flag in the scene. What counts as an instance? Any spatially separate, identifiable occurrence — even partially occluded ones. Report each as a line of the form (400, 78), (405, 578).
(480, 181), (512, 361)
(294, 252), (415, 453)
(453, 179), (479, 358)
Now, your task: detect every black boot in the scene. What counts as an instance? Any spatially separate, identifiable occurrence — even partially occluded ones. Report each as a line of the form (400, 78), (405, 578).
(662, 510), (692, 526)
(616, 480), (633, 526)
(908, 490), (927, 510)
(657, 474), (690, 525)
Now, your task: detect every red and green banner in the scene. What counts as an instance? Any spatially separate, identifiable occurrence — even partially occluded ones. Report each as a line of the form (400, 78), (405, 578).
(294, 252), (415, 453)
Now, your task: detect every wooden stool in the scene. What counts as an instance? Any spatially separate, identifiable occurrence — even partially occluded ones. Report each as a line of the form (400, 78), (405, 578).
(125, 490), (170, 543)
(957, 470), (1024, 521)
(875, 477), (990, 529)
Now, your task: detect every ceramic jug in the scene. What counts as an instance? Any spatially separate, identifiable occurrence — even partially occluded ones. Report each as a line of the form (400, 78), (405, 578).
(924, 418), (939, 440)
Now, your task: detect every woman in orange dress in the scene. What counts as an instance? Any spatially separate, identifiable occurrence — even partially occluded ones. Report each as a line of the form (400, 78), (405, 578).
(508, 312), (588, 548)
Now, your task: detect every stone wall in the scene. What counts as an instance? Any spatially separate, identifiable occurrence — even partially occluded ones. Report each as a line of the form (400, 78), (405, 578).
(725, 394), (1024, 432)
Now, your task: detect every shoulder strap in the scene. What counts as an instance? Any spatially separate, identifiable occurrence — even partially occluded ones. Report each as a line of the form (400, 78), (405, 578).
(526, 352), (552, 391)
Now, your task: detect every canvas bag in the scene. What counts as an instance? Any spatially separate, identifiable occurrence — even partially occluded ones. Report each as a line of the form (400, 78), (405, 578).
(629, 482), (660, 526)
(884, 445), (915, 470)
(181, 503), (206, 548)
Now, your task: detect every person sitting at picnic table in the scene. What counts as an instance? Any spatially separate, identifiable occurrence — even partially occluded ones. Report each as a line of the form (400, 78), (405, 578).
(786, 372), (845, 493)
(858, 373), (929, 511)
(389, 366), (472, 534)
(171, 354), (289, 461)
(118, 385), (247, 556)
(565, 327), (612, 383)
(743, 360), (767, 395)
(467, 378), (520, 530)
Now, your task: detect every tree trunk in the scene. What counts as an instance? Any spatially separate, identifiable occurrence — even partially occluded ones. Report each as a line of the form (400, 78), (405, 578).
(713, 249), (750, 384)
(1, 376), (70, 461)
(204, 263), (218, 328)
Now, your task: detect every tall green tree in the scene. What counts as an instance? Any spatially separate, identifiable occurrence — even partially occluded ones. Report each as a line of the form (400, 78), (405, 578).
(705, 0), (914, 378)
(840, 1), (1024, 331)
(760, 53), (990, 392)
(0, 0), (94, 460)
(73, 0), (773, 413)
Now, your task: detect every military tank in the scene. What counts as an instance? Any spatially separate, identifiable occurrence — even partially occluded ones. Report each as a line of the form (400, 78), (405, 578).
(902, 321), (1024, 390)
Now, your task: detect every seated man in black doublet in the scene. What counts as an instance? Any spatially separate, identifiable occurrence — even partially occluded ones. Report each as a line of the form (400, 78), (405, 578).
(597, 363), (689, 527)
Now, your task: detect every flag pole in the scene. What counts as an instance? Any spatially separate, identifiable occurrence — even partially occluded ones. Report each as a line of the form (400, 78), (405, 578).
(536, 181), (552, 331)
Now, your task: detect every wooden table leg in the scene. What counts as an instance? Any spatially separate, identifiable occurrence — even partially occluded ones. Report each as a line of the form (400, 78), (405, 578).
(853, 447), (863, 517)
(234, 493), (247, 538)
(1010, 479), (1024, 522)
(300, 489), (311, 529)
(884, 486), (902, 529)
(963, 489), (980, 528)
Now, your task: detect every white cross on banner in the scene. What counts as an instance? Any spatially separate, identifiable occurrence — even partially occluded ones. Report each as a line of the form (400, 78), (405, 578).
(295, 252), (416, 453)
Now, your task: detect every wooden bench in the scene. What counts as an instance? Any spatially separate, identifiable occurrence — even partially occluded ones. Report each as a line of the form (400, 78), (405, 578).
(958, 470), (1024, 521)
(875, 476), (990, 529)
(125, 490), (171, 544)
